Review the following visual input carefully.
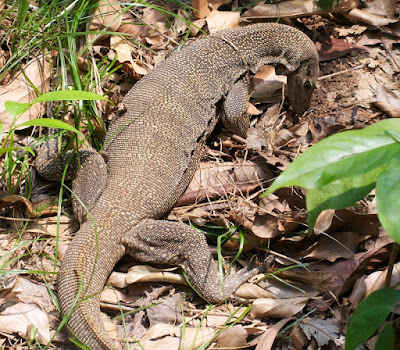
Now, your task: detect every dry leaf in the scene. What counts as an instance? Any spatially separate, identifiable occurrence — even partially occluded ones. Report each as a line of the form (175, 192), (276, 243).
(346, 8), (398, 26)
(110, 35), (148, 75)
(250, 297), (308, 318)
(192, 0), (211, 19)
(206, 10), (240, 33)
(215, 325), (247, 348)
(147, 294), (183, 327)
(118, 8), (167, 38)
(88, 0), (122, 42)
(26, 215), (74, 236)
(0, 302), (50, 344)
(107, 271), (128, 288)
(372, 84), (400, 118)
(177, 160), (271, 206)
(100, 288), (136, 304)
(314, 209), (335, 233)
(251, 214), (283, 239)
(304, 232), (364, 262)
(349, 262), (400, 308)
(126, 265), (186, 285)
(234, 282), (275, 299)
(131, 324), (216, 350)
(243, 0), (357, 19)
(0, 55), (52, 132)
(0, 195), (33, 216)
(251, 65), (287, 104)
(316, 37), (367, 62)
(255, 318), (293, 350)
(300, 318), (341, 347)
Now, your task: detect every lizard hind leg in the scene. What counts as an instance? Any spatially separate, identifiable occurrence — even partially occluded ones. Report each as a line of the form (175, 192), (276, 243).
(35, 136), (108, 223)
(124, 219), (265, 303)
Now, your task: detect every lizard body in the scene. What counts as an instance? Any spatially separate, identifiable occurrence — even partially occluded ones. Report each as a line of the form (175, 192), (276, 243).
(35, 23), (319, 349)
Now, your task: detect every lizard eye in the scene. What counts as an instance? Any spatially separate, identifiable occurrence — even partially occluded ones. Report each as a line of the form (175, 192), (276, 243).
(303, 80), (312, 89)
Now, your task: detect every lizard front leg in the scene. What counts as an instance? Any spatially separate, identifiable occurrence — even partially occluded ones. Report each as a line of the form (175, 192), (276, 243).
(221, 75), (251, 138)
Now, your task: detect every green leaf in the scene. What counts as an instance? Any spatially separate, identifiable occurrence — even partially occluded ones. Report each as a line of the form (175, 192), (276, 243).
(346, 288), (400, 350)
(32, 90), (110, 104)
(306, 164), (384, 232)
(4, 101), (31, 118)
(375, 322), (395, 350)
(264, 119), (400, 196)
(317, 0), (334, 10)
(376, 155), (400, 244)
(15, 119), (83, 138)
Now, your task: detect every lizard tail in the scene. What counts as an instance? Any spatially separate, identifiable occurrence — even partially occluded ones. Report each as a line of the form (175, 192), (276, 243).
(58, 221), (125, 350)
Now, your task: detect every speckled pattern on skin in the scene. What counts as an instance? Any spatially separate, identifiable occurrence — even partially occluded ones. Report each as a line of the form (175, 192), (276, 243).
(35, 23), (319, 350)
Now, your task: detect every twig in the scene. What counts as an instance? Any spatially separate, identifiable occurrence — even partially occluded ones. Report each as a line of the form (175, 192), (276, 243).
(385, 242), (399, 288)
(318, 64), (366, 81)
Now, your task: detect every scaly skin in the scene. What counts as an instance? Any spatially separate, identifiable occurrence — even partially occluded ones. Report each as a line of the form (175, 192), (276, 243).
(35, 23), (319, 349)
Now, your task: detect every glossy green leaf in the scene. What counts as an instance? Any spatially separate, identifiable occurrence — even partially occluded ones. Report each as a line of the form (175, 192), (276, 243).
(375, 322), (394, 350)
(317, 0), (334, 10)
(306, 165), (384, 232)
(264, 119), (400, 196)
(4, 101), (31, 118)
(16, 119), (83, 138)
(32, 90), (110, 103)
(346, 288), (400, 350)
(376, 155), (400, 244)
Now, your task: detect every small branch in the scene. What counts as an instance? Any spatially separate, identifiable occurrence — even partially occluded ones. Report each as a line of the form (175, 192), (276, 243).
(385, 243), (399, 288)
(318, 64), (366, 81)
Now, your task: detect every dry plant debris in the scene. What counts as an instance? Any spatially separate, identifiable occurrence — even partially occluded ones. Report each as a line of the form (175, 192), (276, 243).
(0, 0), (400, 349)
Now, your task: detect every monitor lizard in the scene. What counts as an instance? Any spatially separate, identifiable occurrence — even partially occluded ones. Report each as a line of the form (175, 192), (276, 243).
(35, 22), (319, 350)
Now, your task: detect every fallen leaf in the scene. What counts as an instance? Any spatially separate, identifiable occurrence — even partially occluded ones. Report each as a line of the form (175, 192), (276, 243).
(0, 195), (33, 216)
(118, 8), (168, 39)
(304, 231), (365, 262)
(110, 35), (148, 75)
(0, 302), (50, 344)
(126, 265), (186, 285)
(250, 296), (308, 318)
(234, 283), (275, 299)
(251, 214), (283, 239)
(26, 215), (75, 236)
(215, 325), (247, 348)
(192, 0), (210, 19)
(361, 0), (397, 19)
(254, 318), (293, 350)
(131, 324), (216, 350)
(251, 65), (287, 104)
(243, 0), (356, 19)
(177, 160), (271, 206)
(372, 84), (400, 118)
(316, 37), (367, 61)
(100, 288), (136, 304)
(147, 294), (183, 327)
(107, 271), (128, 288)
(349, 262), (400, 308)
(0, 55), (52, 132)
(346, 8), (398, 26)
(206, 10), (240, 33)
(313, 209), (335, 233)
(88, 0), (122, 42)
(300, 318), (340, 347)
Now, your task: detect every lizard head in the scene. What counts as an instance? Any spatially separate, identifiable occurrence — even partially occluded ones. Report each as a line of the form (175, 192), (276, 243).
(286, 59), (319, 115)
